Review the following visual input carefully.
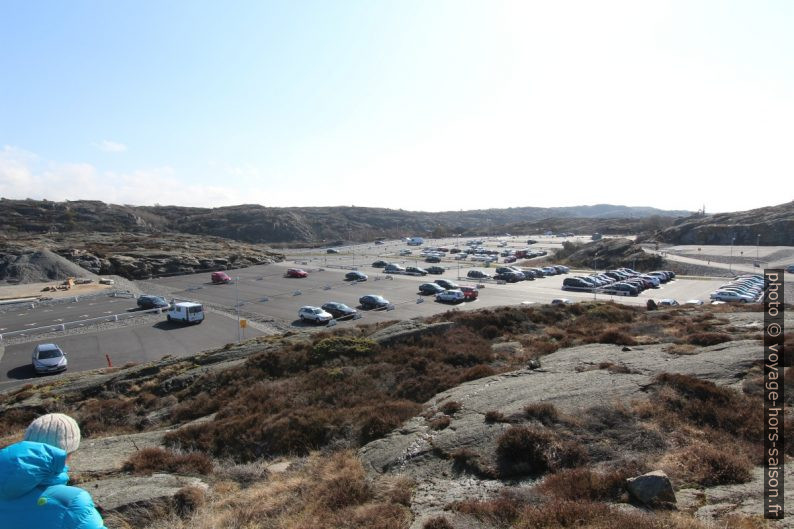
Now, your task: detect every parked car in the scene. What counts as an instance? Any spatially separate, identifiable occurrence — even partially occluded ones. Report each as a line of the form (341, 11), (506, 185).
(710, 290), (756, 303)
(211, 271), (232, 284)
(137, 295), (169, 310)
(406, 266), (428, 276)
(384, 263), (406, 273)
(321, 302), (358, 319)
(326, 248), (339, 254)
(494, 272), (523, 283)
(359, 294), (391, 310)
(399, 249), (412, 256)
(467, 270), (490, 279)
(298, 306), (333, 323)
(286, 268), (308, 278)
(562, 277), (593, 292)
(345, 271), (368, 281)
(684, 299), (704, 305)
(436, 289), (465, 303)
(503, 256), (517, 263)
(425, 255), (441, 263)
(372, 260), (389, 268)
(426, 266), (445, 275)
(32, 343), (67, 375)
(434, 279), (459, 290)
(658, 299), (679, 307)
(167, 302), (205, 324)
(459, 286), (479, 300)
(551, 298), (572, 305)
(419, 283), (446, 295)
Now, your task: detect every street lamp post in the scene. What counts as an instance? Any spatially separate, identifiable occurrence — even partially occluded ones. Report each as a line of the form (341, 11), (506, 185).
(757, 234), (761, 263)
(236, 276), (241, 343)
(729, 238), (736, 274)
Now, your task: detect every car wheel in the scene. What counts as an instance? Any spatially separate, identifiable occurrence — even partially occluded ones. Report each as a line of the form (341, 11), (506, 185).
(741, 299), (747, 303)
(167, 315), (172, 322)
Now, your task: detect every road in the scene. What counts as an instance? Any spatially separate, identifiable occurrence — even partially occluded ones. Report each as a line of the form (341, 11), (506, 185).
(0, 296), (140, 334)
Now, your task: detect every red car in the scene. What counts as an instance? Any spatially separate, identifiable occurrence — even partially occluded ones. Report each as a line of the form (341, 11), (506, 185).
(211, 271), (232, 284)
(286, 268), (308, 278)
(459, 286), (479, 300)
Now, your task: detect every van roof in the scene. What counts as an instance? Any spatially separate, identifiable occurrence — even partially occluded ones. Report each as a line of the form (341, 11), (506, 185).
(174, 302), (202, 308)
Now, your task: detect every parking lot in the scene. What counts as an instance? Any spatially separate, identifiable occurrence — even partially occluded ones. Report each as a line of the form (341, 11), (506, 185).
(0, 235), (739, 387)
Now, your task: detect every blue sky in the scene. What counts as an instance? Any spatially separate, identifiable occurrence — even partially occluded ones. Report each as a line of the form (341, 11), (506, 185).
(1, 1), (791, 212)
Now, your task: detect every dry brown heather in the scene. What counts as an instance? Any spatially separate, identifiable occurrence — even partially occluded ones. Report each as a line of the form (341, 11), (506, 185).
(0, 302), (781, 529)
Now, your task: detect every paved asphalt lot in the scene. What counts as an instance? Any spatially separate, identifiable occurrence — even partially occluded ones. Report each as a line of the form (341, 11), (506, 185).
(0, 235), (748, 388)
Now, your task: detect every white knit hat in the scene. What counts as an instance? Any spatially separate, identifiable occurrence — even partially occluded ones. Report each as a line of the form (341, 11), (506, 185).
(24, 413), (81, 453)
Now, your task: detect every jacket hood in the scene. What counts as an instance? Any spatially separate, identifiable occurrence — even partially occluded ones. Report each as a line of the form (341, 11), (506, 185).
(0, 441), (68, 500)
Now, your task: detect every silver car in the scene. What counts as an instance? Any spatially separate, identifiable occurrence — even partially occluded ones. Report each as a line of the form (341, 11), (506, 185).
(32, 343), (68, 375)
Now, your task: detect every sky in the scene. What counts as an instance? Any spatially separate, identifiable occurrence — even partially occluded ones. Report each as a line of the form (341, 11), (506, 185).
(1, 1), (792, 213)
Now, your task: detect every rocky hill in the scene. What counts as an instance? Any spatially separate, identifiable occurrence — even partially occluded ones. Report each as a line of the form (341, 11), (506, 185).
(1, 302), (788, 529)
(0, 232), (283, 282)
(645, 201), (794, 246)
(552, 237), (664, 272)
(0, 198), (690, 245)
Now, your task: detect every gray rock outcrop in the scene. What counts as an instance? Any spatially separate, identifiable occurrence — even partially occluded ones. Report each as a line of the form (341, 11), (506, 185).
(626, 470), (676, 505)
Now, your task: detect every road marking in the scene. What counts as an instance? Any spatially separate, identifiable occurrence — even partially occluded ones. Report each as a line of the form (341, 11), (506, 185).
(80, 314), (90, 318)
(103, 311), (112, 314)
(25, 323), (37, 327)
(54, 318), (63, 322)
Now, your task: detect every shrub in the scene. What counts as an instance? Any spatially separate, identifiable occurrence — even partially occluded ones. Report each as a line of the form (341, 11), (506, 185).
(310, 337), (379, 363)
(123, 447), (214, 475)
(173, 485), (206, 517)
(423, 517), (453, 529)
(454, 491), (523, 525)
(76, 398), (138, 436)
(440, 401), (462, 416)
(450, 448), (496, 479)
(459, 364), (496, 382)
(484, 410), (506, 423)
(687, 332), (732, 346)
(496, 426), (555, 477)
(538, 466), (631, 501)
(597, 328), (637, 346)
(524, 403), (558, 426)
(358, 401), (421, 444)
(678, 443), (753, 486)
(429, 416), (451, 430)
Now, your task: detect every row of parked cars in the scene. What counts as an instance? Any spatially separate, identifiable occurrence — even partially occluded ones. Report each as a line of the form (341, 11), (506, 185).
(467, 264), (569, 283)
(418, 279), (479, 303)
(372, 261), (446, 275)
(562, 268), (676, 296)
(710, 275), (765, 303)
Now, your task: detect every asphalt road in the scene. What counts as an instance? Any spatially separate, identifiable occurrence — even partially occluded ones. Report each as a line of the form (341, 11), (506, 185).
(0, 309), (262, 388)
(0, 297), (140, 334)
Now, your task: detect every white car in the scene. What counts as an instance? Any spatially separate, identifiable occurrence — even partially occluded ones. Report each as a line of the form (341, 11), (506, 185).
(658, 299), (679, 307)
(32, 343), (68, 375)
(399, 249), (412, 256)
(298, 306), (333, 323)
(551, 298), (572, 305)
(435, 289), (465, 303)
(710, 290), (756, 303)
(684, 299), (704, 305)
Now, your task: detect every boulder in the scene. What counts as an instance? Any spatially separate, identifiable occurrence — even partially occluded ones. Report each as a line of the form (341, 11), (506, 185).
(627, 470), (676, 505)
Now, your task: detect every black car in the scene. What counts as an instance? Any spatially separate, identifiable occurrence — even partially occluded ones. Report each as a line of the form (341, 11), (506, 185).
(406, 266), (428, 276)
(494, 272), (523, 283)
(419, 283), (445, 295)
(321, 302), (358, 319)
(345, 271), (368, 281)
(326, 248), (339, 254)
(434, 279), (459, 290)
(467, 270), (490, 279)
(426, 266), (445, 275)
(372, 260), (389, 268)
(137, 295), (169, 309)
(425, 256), (441, 263)
(359, 294), (390, 310)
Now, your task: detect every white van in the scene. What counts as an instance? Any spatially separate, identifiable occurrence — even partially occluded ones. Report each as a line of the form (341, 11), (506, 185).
(167, 302), (205, 324)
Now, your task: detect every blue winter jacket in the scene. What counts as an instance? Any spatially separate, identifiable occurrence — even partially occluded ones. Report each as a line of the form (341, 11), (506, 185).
(0, 441), (106, 529)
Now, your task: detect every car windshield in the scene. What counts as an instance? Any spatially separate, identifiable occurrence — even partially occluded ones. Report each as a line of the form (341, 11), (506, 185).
(37, 348), (62, 359)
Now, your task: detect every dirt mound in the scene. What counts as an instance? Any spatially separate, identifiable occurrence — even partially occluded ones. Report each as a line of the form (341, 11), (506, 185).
(0, 247), (97, 284)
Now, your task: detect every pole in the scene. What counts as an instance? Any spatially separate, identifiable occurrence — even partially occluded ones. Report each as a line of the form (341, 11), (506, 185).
(730, 238), (735, 274)
(236, 276), (241, 343)
(757, 234), (760, 262)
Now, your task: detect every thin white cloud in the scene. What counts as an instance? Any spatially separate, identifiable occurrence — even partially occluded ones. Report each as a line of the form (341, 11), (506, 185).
(93, 140), (127, 153)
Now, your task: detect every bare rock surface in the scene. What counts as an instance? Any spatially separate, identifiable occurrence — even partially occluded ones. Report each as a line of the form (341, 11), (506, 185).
(368, 320), (456, 345)
(359, 339), (761, 524)
(678, 465), (794, 528)
(626, 470), (676, 505)
(83, 473), (208, 512)
(70, 430), (169, 476)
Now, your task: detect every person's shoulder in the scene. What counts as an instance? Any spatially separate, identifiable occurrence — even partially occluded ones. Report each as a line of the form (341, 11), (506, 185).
(43, 484), (106, 529)
(43, 483), (97, 508)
